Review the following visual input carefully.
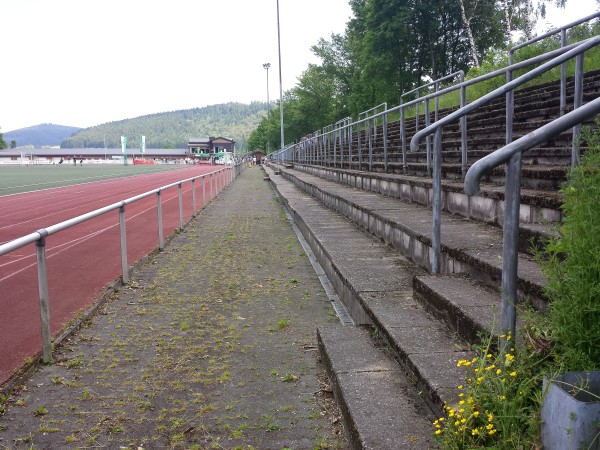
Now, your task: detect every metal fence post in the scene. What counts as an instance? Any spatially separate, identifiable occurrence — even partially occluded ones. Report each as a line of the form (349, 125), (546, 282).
(202, 175), (206, 208)
(192, 179), (197, 215)
(156, 191), (164, 251)
(35, 229), (52, 363)
(401, 104), (406, 174)
(178, 183), (184, 230)
(431, 128), (442, 274)
(500, 152), (522, 353)
(210, 174), (214, 200)
(572, 53), (584, 168)
(425, 99), (432, 176)
(460, 85), (468, 178)
(119, 203), (129, 285)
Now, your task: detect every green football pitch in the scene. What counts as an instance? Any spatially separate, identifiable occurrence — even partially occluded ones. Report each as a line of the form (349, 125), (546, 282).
(0, 165), (192, 196)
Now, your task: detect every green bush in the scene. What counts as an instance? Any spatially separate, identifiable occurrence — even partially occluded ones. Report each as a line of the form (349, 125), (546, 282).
(540, 125), (600, 371)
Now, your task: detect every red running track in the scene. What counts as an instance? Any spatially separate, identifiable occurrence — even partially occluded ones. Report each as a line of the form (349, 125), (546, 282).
(0, 165), (231, 385)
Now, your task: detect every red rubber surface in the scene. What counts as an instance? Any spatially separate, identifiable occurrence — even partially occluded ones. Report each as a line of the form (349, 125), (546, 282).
(0, 165), (230, 385)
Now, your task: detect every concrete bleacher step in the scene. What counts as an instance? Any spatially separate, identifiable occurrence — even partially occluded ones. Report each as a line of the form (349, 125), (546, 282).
(266, 165), (478, 441)
(292, 164), (562, 235)
(412, 274), (529, 345)
(317, 326), (436, 449)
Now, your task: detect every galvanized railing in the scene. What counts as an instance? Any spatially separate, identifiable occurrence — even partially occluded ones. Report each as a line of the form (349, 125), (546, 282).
(464, 97), (600, 350)
(400, 71), (465, 175)
(410, 36), (600, 274)
(508, 12), (600, 165)
(0, 164), (242, 364)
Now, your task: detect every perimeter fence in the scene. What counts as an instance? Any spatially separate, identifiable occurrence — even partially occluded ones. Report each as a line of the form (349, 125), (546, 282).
(0, 163), (244, 379)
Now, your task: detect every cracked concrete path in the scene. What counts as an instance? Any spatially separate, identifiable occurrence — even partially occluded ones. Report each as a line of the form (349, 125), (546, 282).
(0, 166), (348, 450)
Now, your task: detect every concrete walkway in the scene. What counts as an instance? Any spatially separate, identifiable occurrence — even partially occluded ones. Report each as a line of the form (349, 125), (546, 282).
(0, 166), (348, 449)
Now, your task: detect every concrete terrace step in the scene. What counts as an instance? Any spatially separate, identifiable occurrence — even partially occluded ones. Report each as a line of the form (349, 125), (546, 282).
(317, 326), (436, 449)
(276, 165), (547, 309)
(292, 163), (563, 231)
(266, 165), (473, 422)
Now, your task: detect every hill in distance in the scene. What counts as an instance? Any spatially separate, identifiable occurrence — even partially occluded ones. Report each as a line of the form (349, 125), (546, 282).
(4, 124), (83, 148)
(61, 102), (270, 152)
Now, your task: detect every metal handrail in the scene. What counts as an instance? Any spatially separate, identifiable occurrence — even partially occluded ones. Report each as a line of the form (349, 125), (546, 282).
(410, 36), (600, 274)
(0, 165), (238, 363)
(270, 41), (585, 167)
(510, 12), (600, 117)
(400, 71), (466, 174)
(464, 97), (600, 351)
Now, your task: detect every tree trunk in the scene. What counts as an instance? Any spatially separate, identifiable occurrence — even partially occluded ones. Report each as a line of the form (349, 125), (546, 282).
(458, 0), (480, 67)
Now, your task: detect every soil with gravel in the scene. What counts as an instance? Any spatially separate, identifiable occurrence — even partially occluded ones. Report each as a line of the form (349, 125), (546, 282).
(0, 165), (348, 450)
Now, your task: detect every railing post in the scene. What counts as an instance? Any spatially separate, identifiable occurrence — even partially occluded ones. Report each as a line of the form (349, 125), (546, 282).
(425, 99), (432, 176)
(368, 118), (373, 171)
(192, 179), (197, 215)
(500, 152), (522, 353)
(384, 111), (388, 172)
(202, 175), (206, 208)
(560, 28), (567, 116)
(431, 128), (442, 274)
(210, 173), (214, 200)
(506, 54), (514, 145)
(334, 130), (338, 167)
(401, 104), (407, 174)
(358, 121), (362, 170)
(460, 85), (468, 178)
(572, 53), (584, 168)
(119, 203), (128, 285)
(35, 229), (52, 363)
(156, 191), (164, 251)
(178, 183), (184, 231)
(348, 122), (353, 169)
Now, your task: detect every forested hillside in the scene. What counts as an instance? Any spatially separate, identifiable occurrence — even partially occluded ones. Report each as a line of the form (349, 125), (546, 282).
(61, 102), (269, 151)
(4, 124), (82, 148)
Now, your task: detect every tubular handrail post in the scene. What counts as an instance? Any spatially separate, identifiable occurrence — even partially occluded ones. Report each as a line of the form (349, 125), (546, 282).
(192, 179), (197, 215)
(384, 110), (388, 171)
(178, 183), (184, 231)
(368, 118), (373, 171)
(561, 28), (568, 116)
(507, 55), (515, 146)
(401, 102), (407, 174)
(572, 53), (584, 167)
(431, 128), (442, 273)
(500, 151), (522, 352)
(425, 97), (432, 175)
(119, 203), (128, 285)
(460, 85), (468, 178)
(156, 190), (164, 251)
(415, 89), (420, 135)
(35, 229), (52, 363)
(334, 129), (338, 167)
(202, 175), (206, 208)
(210, 173), (214, 200)
(358, 119), (363, 170)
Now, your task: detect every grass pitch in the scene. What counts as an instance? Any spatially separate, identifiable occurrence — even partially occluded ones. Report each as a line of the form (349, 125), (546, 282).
(0, 164), (191, 196)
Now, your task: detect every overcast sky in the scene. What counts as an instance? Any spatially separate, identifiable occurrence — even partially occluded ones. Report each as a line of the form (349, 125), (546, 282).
(1, 0), (597, 132)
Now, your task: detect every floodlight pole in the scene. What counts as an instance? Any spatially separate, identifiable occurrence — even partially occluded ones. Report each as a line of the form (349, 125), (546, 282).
(276, 0), (284, 150)
(263, 62), (271, 154)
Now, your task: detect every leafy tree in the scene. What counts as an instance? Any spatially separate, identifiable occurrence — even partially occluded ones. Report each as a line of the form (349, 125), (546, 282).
(10, 140), (17, 149)
(0, 128), (7, 150)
